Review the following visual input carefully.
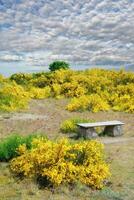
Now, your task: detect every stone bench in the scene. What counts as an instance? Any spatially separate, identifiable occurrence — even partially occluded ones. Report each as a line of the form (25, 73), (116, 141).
(77, 121), (125, 139)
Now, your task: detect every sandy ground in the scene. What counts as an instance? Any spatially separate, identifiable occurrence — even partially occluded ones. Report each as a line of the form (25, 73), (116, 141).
(0, 98), (134, 141)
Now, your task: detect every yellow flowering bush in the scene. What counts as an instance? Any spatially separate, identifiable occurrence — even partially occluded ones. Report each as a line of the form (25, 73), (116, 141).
(28, 86), (51, 99)
(66, 95), (89, 111)
(60, 117), (90, 133)
(10, 138), (110, 189)
(0, 74), (7, 84)
(0, 82), (30, 111)
(66, 95), (110, 112)
(51, 83), (62, 97)
(62, 81), (87, 97)
(0, 68), (133, 113)
(10, 73), (33, 85)
(112, 95), (134, 113)
(29, 75), (48, 88)
(50, 69), (75, 84)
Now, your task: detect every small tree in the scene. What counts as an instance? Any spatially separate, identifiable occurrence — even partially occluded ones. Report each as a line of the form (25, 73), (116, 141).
(49, 60), (70, 71)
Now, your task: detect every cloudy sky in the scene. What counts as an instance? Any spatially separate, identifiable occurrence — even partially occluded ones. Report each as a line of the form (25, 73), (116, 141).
(0, 0), (134, 73)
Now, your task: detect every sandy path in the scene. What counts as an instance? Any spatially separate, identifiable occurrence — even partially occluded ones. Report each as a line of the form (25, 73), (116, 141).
(98, 137), (134, 144)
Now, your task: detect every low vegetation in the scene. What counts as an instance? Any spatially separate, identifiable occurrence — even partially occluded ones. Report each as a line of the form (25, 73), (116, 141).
(0, 134), (43, 161)
(0, 81), (30, 112)
(1, 140), (133, 200)
(0, 67), (134, 113)
(66, 94), (110, 112)
(10, 138), (110, 189)
(60, 117), (90, 133)
(0, 134), (110, 190)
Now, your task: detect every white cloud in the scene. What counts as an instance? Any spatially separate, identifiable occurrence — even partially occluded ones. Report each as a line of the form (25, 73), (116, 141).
(0, 53), (23, 62)
(0, 0), (134, 66)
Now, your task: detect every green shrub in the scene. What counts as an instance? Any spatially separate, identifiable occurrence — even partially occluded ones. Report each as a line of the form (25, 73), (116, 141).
(29, 76), (48, 88)
(60, 118), (93, 133)
(10, 73), (33, 85)
(49, 60), (70, 71)
(0, 134), (43, 161)
(10, 138), (111, 189)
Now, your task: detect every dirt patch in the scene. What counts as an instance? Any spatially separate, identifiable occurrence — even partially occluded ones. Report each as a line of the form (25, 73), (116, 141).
(98, 137), (134, 144)
(0, 98), (134, 139)
(1, 113), (48, 121)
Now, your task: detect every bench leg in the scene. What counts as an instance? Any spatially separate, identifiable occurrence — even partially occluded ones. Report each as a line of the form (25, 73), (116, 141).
(78, 127), (98, 139)
(104, 125), (123, 137)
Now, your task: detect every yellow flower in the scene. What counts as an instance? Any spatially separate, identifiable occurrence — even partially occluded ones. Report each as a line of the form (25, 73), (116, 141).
(10, 138), (111, 189)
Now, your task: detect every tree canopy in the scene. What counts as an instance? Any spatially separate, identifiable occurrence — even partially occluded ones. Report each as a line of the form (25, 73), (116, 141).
(49, 60), (70, 71)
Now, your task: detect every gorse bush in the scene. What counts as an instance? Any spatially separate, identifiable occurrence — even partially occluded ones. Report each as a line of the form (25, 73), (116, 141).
(1, 68), (133, 113)
(10, 138), (110, 189)
(66, 95), (110, 112)
(28, 86), (51, 99)
(0, 134), (43, 161)
(0, 82), (30, 111)
(30, 76), (48, 88)
(60, 118), (92, 133)
(10, 73), (33, 85)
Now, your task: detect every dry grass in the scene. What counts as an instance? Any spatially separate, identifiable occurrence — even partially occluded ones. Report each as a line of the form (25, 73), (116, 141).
(0, 98), (134, 139)
(0, 98), (134, 199)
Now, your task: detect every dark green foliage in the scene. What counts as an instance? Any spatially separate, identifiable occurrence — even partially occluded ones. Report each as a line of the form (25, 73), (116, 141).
(31, 76), (48, 88)
(31, 72), (52, 88)
(10, 73), (33, 85)
(32, 72), (50, 78)
(10, 71), (51, 87)
(49, 60), (70, 71)
(0, 134), (43, 161)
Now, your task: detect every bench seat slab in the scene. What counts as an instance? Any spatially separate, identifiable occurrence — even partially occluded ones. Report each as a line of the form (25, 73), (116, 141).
(77, 121), (124, 128)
